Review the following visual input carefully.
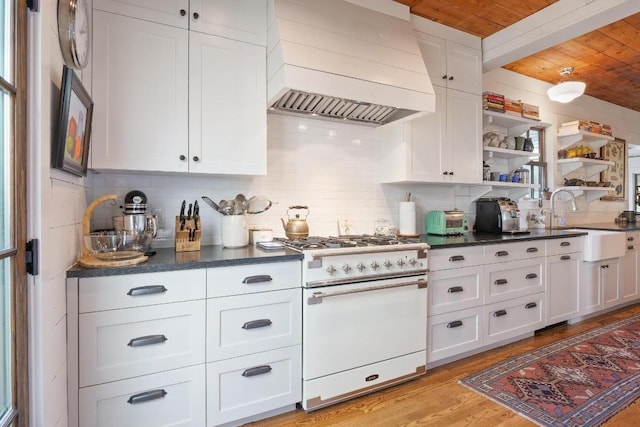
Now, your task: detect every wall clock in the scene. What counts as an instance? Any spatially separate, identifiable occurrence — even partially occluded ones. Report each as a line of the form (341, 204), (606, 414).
(57, 0), (90, 69)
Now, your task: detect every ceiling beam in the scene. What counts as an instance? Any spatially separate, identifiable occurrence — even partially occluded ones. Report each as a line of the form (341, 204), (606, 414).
(482, 0), (640, 71)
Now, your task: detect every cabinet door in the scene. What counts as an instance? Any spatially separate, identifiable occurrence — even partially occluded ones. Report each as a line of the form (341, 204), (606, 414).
(602, 258), (621, 309)
(580, 261), (603, 315)
(92, 11), (189, 172)
(94, 0), (189, 28)
(445, 41), (482, 94)
(446, 89), (482, 183)
(189, 32), (266, 175)
(190, 0), (266, 45)
(416, 33), (446, 88)
(546, 253), (580, 325)
(621, 234), (639, 303)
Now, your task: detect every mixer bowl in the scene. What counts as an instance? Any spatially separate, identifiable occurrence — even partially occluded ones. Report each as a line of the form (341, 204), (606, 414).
(121, 230), (154, 252)
(84, 230), (152, 260)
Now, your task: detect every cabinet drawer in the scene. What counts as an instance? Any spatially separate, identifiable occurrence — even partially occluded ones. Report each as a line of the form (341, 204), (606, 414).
(484, 240), (545, 263)
(207, 345), (301, 426)
(79, 300), (205, 387)
(428, 265), (483, 316)
(427, 307), (483, 363)
(78, 269), (206, 313)
(79, 364), (206, 427)
(207, 261), (301, 297)
(485, 258), (544, 304)
(546, 236), (583, 256)
(207, 288), (301, 362)
(429, 246), (484, 271)
(485, 293), (544, 345)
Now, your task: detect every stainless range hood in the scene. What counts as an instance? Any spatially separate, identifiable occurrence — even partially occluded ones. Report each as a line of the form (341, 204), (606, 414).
(267, 0), (435, 126)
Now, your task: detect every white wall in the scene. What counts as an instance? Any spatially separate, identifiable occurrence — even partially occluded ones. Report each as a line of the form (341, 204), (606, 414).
(28, 1), (94, 426)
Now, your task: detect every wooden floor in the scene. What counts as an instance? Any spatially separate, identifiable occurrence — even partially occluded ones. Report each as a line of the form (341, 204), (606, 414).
(250, 303), (640, 426)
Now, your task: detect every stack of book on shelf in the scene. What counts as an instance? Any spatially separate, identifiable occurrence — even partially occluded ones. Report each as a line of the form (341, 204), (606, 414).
(504, 98), (522, 116)
(482, 91), (504, 112)
(558, 120), (613, 136)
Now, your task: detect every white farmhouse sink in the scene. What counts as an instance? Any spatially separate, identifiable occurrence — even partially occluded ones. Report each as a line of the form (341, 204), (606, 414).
(564, 229), (626, 261)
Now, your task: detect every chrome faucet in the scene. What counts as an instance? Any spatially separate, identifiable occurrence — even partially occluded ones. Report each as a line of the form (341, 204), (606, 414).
(550, 189), (578, 228)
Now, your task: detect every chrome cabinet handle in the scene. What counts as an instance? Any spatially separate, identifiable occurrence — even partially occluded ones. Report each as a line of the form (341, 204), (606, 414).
(493, 309), (507, 317)
(447, 286), (464, 293)
(127, 285), (167, 296)
(127, 389), (167, 405)
(447, 320), (463, 328)
(560, 255), (571, 260)
(242, 319), (272, 330)
(494, 279), (508, 285)
(495, 251), (509, 257)
(127, 334), (168, 347)
(525, 273), (538, 279)
(449, 255), (465, 262)
(308, 279), (427, 305)
(242, 365), (272, 377)
(526, 247), (538, 253)
(525, 302), (537, 309)
(242, 275), (273, 284)
(628, 246), (635, 250)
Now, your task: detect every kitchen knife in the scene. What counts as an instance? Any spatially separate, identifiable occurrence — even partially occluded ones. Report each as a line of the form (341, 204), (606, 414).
(193, 202), (199, 230)
(180, 216), (186, 231)
(187, 203), (192, 220)
(179, 200), (186, 220)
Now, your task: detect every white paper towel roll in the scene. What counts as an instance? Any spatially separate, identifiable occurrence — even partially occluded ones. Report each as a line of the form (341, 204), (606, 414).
(398, 202), (416, 235)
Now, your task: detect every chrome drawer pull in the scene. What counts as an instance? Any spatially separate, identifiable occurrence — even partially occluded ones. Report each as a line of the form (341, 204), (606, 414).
(449, 255), (465, 262)
(126, 285), (167, 296)
(560, 255), (571, 261)
(525, 302), (537, 309)
(447, 286), (464, 293)
(242, 365), (272, 377)
(127, 389), (167, 405)
(560, 241), (571, 247)
(308, 279), (427, 305)
(447, 320), (463, 328)
(127, 334), (168, 347)
(526, 247), (538, 253)
(242, 319), (272, 330)
(628, 236), (635, 241)
(525, 273), (538, 279)
(495, 251), (509, 257)
(494, 279), (508, 285)
(628, 246), (635, 250)
(242, 275), (273, 284)
(493, 309), (507, 317)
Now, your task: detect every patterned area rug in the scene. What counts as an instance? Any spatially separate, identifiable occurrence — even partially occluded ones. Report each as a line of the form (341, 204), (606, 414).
(460, 315), (640, 427)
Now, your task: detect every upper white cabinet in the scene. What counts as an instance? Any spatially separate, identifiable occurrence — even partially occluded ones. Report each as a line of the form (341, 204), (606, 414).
(416, 32), (482, 95)
(91, 0), (267, 175)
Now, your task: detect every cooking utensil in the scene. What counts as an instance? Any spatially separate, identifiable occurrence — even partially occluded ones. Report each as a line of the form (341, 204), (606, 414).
(246, 195), (272, 214)
(219, 199), (235, 215)
(201, 196), (221, 212)
(234, 194), (247, 215)
(281, 205), (310, 239)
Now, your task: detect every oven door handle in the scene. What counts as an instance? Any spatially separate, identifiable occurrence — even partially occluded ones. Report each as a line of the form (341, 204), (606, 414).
(307, 279), (427, 305)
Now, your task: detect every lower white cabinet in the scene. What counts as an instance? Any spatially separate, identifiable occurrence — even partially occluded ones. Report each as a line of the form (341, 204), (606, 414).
(485, 293), (544, 345)
(545, 237), (581, 326)
(621, 231), (640, 303)
(207, 346), (301, 426)
(79, 365), (206, 427)
(580, 258), (621, 314)
(427, 307), (483, 362)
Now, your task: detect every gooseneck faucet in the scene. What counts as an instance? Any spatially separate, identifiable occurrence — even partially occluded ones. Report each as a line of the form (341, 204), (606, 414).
(550, 188), (578, 228)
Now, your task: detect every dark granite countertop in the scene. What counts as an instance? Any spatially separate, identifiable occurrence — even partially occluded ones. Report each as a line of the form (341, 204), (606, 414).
(564, 222), (640, 232)
(424, 228), (588, 249)
(66, 245), (303, 278)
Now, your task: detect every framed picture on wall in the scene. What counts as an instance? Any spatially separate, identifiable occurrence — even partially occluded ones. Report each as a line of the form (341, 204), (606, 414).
(600, 137), (627, 201)
(52, 65), (93, 176)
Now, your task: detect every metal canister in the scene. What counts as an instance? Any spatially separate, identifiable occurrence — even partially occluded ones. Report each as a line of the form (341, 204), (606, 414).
(515, 168), (530, 184)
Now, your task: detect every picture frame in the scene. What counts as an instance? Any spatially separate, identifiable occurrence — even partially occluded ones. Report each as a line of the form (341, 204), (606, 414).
(53, 65), (93, 177)
(600, 138), (627, 201)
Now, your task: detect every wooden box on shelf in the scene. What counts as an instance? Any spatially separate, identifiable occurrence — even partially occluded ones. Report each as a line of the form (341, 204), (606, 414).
(175, 216), (201, 252)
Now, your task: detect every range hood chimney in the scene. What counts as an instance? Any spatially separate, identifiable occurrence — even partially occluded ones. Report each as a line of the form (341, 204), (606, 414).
(267, 0), (435, 126)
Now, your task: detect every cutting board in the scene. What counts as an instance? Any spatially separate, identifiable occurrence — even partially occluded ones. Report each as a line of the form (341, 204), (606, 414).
(78, 254), (148, 268)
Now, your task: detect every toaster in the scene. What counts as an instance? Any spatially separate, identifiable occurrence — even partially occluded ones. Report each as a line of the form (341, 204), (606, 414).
(426, 210), (468, 235)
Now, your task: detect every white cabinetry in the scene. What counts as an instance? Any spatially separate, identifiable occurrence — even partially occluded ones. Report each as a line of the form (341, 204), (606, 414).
(545, 237), (581, 325)
(580, 258), (621, 315)
(67, 269), (208, 427)
(556, 126), (615, 202)
(379, 23), (481, 184)
(621, 231), (640, 303)
(91, 1), (266, 175)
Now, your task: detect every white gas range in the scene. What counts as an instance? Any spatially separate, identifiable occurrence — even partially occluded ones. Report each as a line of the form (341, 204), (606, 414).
(279, 235), (429, 411)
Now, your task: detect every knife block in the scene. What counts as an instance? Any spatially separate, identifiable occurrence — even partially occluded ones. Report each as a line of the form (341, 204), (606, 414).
(175, 216), (201, 252)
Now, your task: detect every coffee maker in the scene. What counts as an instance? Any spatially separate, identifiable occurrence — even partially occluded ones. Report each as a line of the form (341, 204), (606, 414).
(475, 197), (528, 234)
(113, 190), (158, 237)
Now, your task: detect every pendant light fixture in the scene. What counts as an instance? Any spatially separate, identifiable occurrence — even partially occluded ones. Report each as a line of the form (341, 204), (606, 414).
(547, 67), (586, 103)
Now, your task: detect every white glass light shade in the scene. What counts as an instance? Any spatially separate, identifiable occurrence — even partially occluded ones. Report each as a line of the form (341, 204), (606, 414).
(547, 81), (586, 103)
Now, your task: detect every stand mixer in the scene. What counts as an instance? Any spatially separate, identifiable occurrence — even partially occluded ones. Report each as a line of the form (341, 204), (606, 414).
(113, 190), (158, 239)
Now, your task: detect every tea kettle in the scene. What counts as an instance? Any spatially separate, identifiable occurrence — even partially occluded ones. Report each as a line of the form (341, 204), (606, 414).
(281, 206), (310, 239)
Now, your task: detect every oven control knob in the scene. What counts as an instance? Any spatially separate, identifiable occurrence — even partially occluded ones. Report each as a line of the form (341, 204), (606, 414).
(383, 260), (393, 269)
(356, 262), (366, 272)
(325, 265), (336, 275)
(370, 261), (380, 271)
(408, 258), (418, 267)
(396, 259), (406, 268)
(342, 264), (352, 274)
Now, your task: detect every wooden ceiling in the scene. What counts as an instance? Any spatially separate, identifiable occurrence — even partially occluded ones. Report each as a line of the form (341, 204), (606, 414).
(395, 0), (640, 112)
